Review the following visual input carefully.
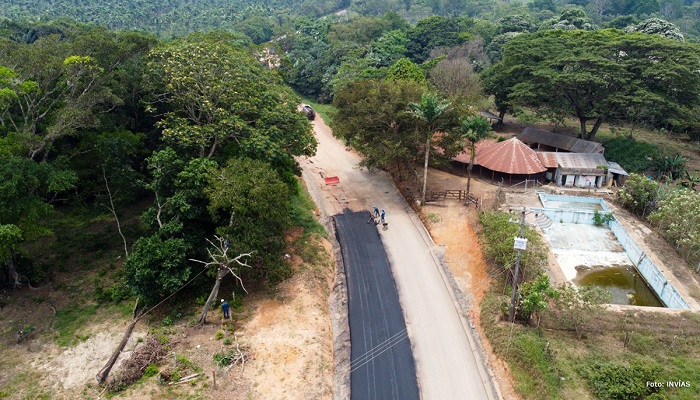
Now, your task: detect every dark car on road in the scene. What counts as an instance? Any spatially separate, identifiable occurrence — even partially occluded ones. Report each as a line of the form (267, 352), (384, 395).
(301, 104), (315, 120)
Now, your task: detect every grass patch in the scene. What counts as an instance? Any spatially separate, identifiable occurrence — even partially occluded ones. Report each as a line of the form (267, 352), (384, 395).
(480, 286), (700, 399)
(54, 304), (98, 346)
(597, 134), (660, 173)
(480, 289), (565, 398)
(290, 180), (326, 238)
(0, 370), (51, 400)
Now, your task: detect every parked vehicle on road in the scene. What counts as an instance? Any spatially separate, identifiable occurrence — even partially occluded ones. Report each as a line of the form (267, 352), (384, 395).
(301, 104), (315, 120)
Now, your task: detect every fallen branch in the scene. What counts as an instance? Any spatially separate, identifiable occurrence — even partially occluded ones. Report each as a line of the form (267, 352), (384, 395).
(97, 297), (145, 384)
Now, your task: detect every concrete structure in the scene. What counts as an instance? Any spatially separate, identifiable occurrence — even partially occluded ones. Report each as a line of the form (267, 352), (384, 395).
(535, 194), (690, 309)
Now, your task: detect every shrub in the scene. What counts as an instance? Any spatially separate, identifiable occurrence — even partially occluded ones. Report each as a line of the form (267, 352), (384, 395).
(648, 188), (700, 268)
(213, 349), (236, 367)
(618, 173), (659, 218)
(600, 135), (659, 173)
(477, 211), (548, 283)
(551, 284), (611, 339)
(517, 274), (558, 325)
(579, 360), (661, 400)
(143, 364), (159, 378)
(592, 210), (615, 226)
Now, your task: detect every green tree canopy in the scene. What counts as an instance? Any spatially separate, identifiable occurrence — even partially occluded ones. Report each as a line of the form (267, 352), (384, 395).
(386, 58), (427, 84)
(406, 16), (471, 63)
(124, 234), (191, 304)
(484, 29), (700, 140)
(332, 79), (424, 177)
(145, 33), (316, 170)
(0, 155), (76, 286)
(206, 158), (292, 284)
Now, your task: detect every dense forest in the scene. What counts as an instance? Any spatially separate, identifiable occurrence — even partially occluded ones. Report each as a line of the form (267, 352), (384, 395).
(2, 0), (700, 39)
(0, 23), (318, 305)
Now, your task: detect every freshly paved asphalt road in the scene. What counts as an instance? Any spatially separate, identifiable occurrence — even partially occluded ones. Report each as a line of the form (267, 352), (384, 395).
(300, 116), (499, 399)
(334, 211), (420, 400)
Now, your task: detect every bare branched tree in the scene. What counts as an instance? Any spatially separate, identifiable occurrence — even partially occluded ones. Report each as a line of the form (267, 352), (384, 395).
(190, 236), (251, 325)
(102, 167), (129, 258)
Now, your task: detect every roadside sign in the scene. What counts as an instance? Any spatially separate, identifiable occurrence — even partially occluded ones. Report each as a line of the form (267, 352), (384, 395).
(514, 237), (528, 250)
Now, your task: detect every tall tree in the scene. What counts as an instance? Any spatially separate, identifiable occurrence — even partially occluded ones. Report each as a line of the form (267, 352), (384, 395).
(0, 27), (153, 160)
(145, 33), (316, 168)
(429, 57), (483, 104)
(206, 157), (293, 284)
(406, 16), (470, 63)
(332, 79), (425, 178)
(407, 92), (451, 205)
(484, 29), (700, 140)
(458, 115), (491, 197)
(0, 156), (76, 286)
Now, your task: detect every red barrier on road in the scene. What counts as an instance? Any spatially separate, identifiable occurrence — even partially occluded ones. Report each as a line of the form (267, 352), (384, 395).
(325, 176), (340, 185)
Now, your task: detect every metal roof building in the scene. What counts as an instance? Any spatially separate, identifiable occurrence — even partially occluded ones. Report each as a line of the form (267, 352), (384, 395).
(518, 127), (604, 154)
(476, 138), (547, 174)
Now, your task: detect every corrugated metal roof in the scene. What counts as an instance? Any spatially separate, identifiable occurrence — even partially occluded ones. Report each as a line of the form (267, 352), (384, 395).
(475, 138), (547, 174)
(478, 110), (500, 120)
(518, 127), (604, 153)
(607, 161), (629, 176)
(452, 140), (497, 164)
(552, 152), (608, 170)
(537, 153), (559, 168)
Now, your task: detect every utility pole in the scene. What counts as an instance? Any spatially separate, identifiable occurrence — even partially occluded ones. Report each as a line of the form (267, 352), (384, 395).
(508, 208), (528, 323)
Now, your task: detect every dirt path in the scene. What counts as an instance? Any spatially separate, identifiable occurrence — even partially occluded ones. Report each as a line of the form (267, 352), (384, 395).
(299, 117), (500, 399)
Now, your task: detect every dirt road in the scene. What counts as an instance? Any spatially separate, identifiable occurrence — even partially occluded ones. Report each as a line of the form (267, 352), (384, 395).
(299, 117), (500, 399)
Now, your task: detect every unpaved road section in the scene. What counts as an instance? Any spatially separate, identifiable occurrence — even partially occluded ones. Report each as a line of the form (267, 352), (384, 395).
(335, 211), (419, 400)
(299, 117), (499, 400)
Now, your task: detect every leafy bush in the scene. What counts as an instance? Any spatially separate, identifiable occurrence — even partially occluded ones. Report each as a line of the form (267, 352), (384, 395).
(653, 154), (688, 182)
(213, 349), (236, 367)
(477, 211), (547, 283)
(592, 210), (615, 226)
(143, 364), (159, 378)
(579, 360), (661, 400)
(617, 173), (659, 218)
(517, 274), (558, 325)
(551, 284), (611, 340)
(94, 280), (131, 303)
(649, 188), (700, 268)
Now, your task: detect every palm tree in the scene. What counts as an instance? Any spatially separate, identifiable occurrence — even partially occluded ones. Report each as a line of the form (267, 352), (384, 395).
(459, 115), (492, 197)
(407, 93), (451, 205)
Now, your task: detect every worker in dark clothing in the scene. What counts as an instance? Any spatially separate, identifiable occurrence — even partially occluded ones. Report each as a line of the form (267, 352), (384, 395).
(373, 206), (380, 218)
(221, 299), (230, 319)
(381, 209), (386, 224)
